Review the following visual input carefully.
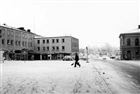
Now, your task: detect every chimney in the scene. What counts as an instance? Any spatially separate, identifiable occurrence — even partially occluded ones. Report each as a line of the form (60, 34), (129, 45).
(138, 25), (140, 29)
(3, 23), (6, 25)
(27, 29), (31, 32)
(18, 27), (26, 31)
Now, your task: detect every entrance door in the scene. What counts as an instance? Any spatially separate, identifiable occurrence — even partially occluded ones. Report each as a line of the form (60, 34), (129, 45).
(127, 50), (131, 60)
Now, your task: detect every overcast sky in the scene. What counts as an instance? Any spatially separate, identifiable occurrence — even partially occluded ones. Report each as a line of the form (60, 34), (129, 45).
(0, 0), (139, 48)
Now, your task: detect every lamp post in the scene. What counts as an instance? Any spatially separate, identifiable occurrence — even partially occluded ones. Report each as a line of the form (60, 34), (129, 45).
(86, 47), (89, 63)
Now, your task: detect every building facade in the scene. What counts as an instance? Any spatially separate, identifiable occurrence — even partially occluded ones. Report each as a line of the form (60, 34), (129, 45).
(34, 36), (79, 60)
(119, 26), (140, 60)
(0, 24), (35, 60)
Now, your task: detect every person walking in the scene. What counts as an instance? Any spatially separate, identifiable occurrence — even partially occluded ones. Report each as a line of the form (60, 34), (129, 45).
(74, 53), (81, 67)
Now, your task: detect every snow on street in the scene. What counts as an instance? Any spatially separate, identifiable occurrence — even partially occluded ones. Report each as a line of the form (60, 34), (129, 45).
(1, 60), (140, 94)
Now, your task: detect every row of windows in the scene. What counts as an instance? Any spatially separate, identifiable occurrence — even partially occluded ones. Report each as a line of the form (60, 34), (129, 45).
(126, 38), (139, 46)
(37, 46), (65, 51)
(0, 29), (33, 39)
(1, 39), (32, 47)
(37, 39), (65, 44)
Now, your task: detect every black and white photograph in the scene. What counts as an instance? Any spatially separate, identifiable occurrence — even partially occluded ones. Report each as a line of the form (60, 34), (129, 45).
(0, 0), (140, 94)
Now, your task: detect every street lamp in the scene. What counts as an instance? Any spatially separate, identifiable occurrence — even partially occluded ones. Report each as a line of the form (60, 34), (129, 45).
(86, 47), (89, 63)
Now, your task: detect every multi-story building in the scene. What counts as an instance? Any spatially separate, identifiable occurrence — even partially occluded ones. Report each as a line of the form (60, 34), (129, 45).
(0, 24), (36, 60)
(119, 25), (140, 60)
(34, 36), (79, 60)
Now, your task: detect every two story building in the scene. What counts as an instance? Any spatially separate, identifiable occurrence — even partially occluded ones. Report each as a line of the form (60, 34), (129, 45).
(119, 25), (140, 60)
(34, 36), (79, 60)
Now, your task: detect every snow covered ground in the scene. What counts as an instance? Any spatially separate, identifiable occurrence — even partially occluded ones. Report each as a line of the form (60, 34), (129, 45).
(1, 60), (140, 94)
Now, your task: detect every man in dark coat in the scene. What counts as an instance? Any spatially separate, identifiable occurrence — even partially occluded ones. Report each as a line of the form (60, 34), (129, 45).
(74, 53), (81, 67)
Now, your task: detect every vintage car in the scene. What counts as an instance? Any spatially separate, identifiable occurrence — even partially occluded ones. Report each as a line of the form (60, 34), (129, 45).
(63, 56), (73, 61)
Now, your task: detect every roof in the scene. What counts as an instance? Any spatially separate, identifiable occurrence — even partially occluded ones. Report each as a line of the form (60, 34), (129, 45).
(0, 24), (39, 35)
(119, 29), (140, 38)
(34, 36), (78, 40)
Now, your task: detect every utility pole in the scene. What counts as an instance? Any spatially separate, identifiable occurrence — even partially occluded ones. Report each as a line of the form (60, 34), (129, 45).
(86, 47), (89, 63)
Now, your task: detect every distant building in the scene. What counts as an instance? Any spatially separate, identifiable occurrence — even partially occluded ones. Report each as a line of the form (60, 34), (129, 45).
(34, 36), (79, 60)
(119, 25), (140, 60)
(0, 24), (37, 60)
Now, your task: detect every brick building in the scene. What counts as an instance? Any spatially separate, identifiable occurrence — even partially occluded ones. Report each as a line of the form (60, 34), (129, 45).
(119, 25), (140, 60)
(34, 36), (79, 60)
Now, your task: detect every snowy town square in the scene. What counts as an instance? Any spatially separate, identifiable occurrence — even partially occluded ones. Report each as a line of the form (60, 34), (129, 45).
(1, 58), (140, 94)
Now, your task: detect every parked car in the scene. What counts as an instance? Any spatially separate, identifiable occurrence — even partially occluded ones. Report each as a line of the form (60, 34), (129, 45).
(63, 56), (73, 61)
(80, 56), (87, 60)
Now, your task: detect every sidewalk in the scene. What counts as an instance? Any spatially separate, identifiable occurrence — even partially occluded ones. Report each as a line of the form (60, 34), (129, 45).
(1, 60), (113, 94)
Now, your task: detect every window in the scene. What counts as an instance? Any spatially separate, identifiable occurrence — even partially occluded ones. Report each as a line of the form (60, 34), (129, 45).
(135, 38), (139, 46)
(2, 39), (5, 45)
(52, 39), (55, 43)
(11, 40), (13, 46)
(43, 47), (45, 51)
(127, 39), (130, 46)
(52, 46), (55, 51)
(2, 29), (5, 35)
(47, 39), (49, 43)
(22, 34), (25, 38)
(25, 42), (27, 47)
(30, 43), (32, 47)
(43, 40), (45, 44)
(22, 41), (24, 47)
(37, 40), (40, 44)
(11, 31), (14, 36)
(0, 29), (2, 37)
(62, 46), (65, 50)
(0, 28), (5, 35)
(15, 41), (17, 46)
(7, 40), (10, 45)
(7, 30), (10, 35)
(56, 39), (59, 43)
(56, 46), (59, 50)
(136, 50), (139, 55)
(47, 47), (49, 50)
(19, 41), (21, 46)
(28, 42), (30, 47)
(0, 29), (2, 34)
(37, 47), (40, 51)
(24, 34), (27, 39)
(62, 39), (65, 43)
